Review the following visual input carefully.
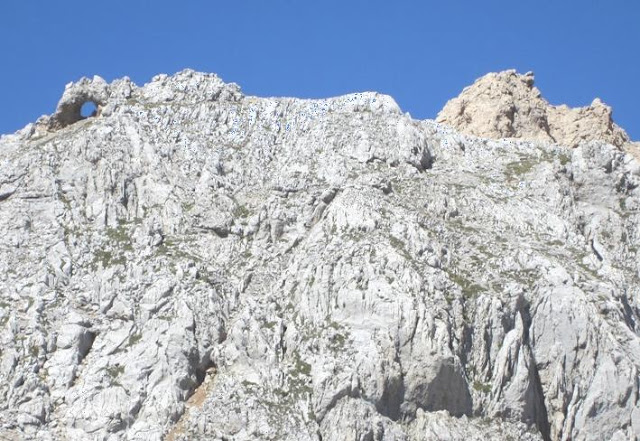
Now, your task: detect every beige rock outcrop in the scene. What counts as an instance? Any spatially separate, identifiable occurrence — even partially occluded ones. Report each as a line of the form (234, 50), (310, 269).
(436, 70), (634, 154)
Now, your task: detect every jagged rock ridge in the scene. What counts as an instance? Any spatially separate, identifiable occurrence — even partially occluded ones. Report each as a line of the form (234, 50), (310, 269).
(436, 70), (635, 151)
(0, 69), (639, 441)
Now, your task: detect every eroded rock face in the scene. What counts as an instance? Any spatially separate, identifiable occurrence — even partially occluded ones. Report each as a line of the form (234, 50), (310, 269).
(1, 70), (640, 441)
(48, 76), (111, 130)
(436, 70), (631, 151)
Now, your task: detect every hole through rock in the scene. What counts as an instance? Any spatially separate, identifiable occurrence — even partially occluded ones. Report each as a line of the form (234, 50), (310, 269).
(80, 101), (98, 118)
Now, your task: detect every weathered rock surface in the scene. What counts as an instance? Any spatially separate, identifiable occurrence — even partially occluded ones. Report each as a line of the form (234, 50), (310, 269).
(1, 69), (639, 441)
(436, 70), (634, 155)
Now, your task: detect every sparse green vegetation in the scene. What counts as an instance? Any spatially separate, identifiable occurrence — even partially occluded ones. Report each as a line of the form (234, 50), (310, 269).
(241, 379), (257, 389)
(389, 235), (413, 261)
(29, 345), (40, 357)
(92, 249), (126, 268)
(155, 237), (196, 262)
(263, 321), (277, 330)
(158, 314), (174, 321)
(327, 321), (349, 350)
(450, 219), (479, 234)
(473, 380), (492, 394)
(475, 244), (496, 258)
(449, 273), (486, 298)
(106, 364), (125, 381)
(291, 350), (311, 377)
(510, 269), (537, 287)
(233, 204), (251, 219)
(257, 348), (315, 421)
(343, 229), (365, 242)
(91, 222), (136, 268)
(287, 351), (313, 398)
(388, 235), (405, 252)
(106, 224), (134, 252)
(577, 260), (598, 278)
(62, 224), (81, 242)
(285, 301), (295, 311)
(504, 157), (537, 180)
(329, 332), (346, 350)
(58, 192), (72, 209)
(444, 292), (455, 305)
(127, 333), (142, 347)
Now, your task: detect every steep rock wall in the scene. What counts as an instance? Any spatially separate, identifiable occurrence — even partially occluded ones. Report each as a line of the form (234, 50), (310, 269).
(0, 70), (639, 441)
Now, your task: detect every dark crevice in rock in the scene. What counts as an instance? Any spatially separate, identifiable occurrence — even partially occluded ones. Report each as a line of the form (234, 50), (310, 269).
(195, 355), (215, 386)
(616, 173), (638, 194)
(529, 358), (552, 441)
(210, 226), (230, 238)
(515, 295), (532, 343)
(620, 293), (638, 332)
(591, 239), (604, 262)
(376, 374), (405, 421)
(0, 189), (16, 201)
(77, 330), (96, 364)
(191, 320), (217, 387)
(459, 314), (475, 370)
(408, 147), (434, 172)
(518, 297), (552, 441)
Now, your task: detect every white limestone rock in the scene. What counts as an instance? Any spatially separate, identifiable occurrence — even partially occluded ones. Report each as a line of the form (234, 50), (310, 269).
(1, 69), (639, 441)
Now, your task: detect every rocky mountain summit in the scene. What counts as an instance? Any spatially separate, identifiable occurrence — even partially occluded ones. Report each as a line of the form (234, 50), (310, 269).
(1, 69), (639, 441)
(437, 70), (640, 159)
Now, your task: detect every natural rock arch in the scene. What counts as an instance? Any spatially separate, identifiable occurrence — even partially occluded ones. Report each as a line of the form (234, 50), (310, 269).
(49, 76), (110, 130)
(52, 94), (104, 128)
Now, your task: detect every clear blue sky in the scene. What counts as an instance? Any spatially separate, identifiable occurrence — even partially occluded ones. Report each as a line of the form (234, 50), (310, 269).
(2, 1), (638, 139)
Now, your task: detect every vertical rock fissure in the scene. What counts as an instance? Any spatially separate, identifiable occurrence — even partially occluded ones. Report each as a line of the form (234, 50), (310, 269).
(517, 296), (551, 441)
(529, 358), (552, 441)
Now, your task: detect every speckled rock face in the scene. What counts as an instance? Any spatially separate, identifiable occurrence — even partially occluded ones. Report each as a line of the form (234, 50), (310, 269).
(1, 70), (640, 441)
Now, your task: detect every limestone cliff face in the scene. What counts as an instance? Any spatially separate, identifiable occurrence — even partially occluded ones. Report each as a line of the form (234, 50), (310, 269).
(1, 70), (640, 441)
(436, 70), (634, 153)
